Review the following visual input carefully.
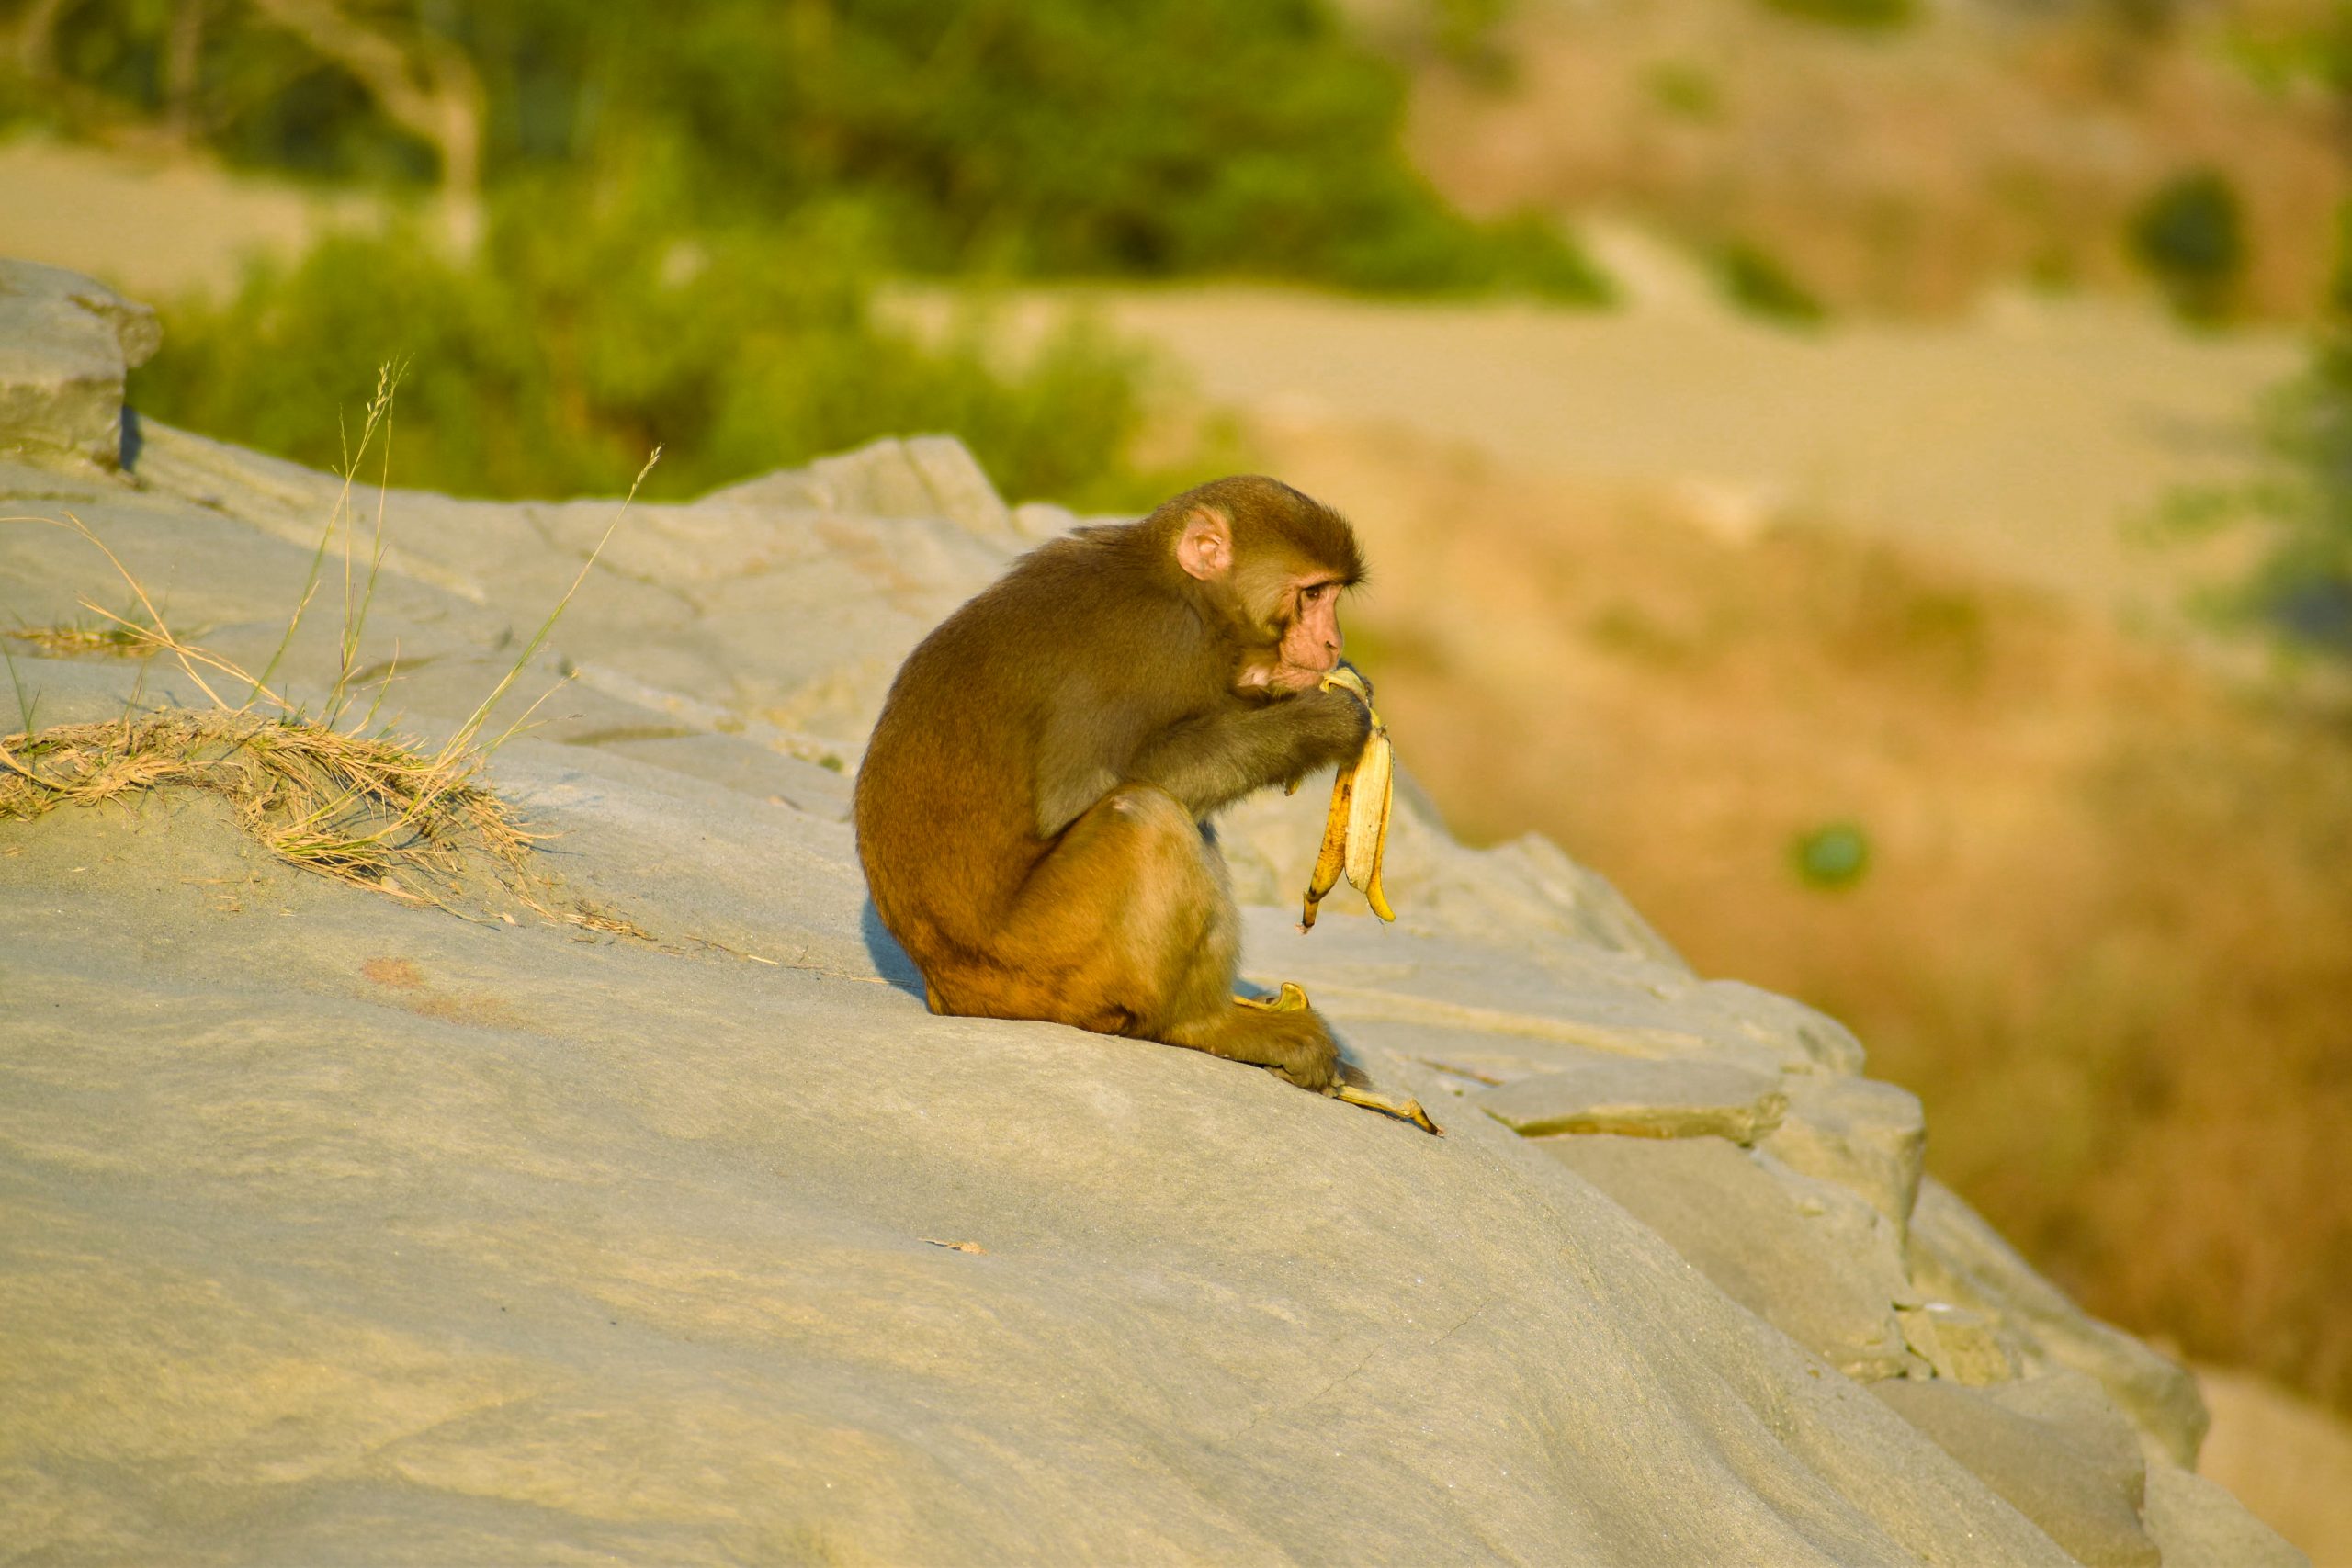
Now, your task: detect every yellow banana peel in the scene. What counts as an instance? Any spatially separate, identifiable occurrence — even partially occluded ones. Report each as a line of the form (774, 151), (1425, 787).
(1301, 666), (1396, 931)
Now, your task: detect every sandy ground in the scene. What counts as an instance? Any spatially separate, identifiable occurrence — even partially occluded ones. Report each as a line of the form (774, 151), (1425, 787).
(968, 276), (2299, 626)
(0, 136), (372, 299)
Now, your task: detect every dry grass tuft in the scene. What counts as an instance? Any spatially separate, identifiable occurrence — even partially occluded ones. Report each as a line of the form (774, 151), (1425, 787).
(0, 707), (539, 915)
(1, 367), (658, 935)
(5, 614), (165, 659)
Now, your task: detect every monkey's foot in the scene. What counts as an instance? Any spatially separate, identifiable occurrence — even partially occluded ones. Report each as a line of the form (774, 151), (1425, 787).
(1331, 1083), (1443, 1136)
(1235, 981), (1309, 1013)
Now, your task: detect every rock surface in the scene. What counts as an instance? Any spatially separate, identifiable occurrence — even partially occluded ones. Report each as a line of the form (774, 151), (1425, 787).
(0, 257), (158, 469)
(0, 265), (2305, 1565)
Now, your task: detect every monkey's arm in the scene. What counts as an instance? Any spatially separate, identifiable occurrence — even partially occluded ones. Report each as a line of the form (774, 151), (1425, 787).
(1123, 684), (1371, 820)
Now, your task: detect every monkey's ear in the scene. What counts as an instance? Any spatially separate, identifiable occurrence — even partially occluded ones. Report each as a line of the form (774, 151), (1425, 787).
(1174, 508), (1234, 581)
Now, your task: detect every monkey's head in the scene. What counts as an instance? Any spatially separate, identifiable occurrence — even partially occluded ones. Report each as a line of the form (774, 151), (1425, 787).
(1157, 476), (1365, 696)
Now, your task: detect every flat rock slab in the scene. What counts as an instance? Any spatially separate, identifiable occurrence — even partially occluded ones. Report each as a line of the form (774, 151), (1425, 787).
(1474, 1057), (1788, 1141)
(1759, 1073), (1927, 1241)
(1908, 1178), (2211, 1469)
(1872, 1378), (2159, 1568)
(1539, 1133), (1916, 1382)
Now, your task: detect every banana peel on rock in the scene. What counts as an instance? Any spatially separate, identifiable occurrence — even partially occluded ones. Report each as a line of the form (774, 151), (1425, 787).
(1300, 666), (1396, 931)
(1275, 668), (1438, 1134)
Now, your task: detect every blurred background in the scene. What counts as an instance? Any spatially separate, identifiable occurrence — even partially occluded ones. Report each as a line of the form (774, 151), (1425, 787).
(2, 0), (2347, 1552)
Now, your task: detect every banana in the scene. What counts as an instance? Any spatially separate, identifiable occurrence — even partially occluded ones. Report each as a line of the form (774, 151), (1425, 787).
(1300, 667), (1396, 930)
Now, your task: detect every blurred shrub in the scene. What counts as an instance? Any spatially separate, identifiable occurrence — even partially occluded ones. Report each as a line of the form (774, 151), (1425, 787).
(2226, 335), (2352, 658)
(2128, 169), (2246, 323)
(1792, 821), (1871, 890)
(1756, 0), (1916, 31)
(1643, 62), (1724, 122)
(129, 191), (1202, 508)
(26, 0), (1611, 301)
(2149, 210), (2352, 664)
(1713, 239), (1826, 326)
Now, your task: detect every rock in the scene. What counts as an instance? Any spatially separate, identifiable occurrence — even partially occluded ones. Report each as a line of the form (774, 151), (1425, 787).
(1909, 1178), (2209, 1466)
(1476, 1058), (1786, 1142)
(1871, 1377), (2161, 1568)
(1896, 1302), (2024, 1386)
(1539, 1134), (1917, 1381)
(0, 259), (158, 469)
(706, 433), (1019, 547)
(1762, 1074), (1927, 1243)
(1983, 1371), (2151, 1507)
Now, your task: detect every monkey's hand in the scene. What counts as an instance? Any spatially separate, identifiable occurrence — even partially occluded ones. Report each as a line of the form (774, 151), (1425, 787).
(1124, 682), (1370, 820)
(1300, 668), (1396, 931)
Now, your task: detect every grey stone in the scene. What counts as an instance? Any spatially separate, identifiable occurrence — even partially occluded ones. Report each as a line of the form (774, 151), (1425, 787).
(0, 259), (158, 469)
(903, 431), (1018, 544)
(1762, 1073), (1927, 1242)
(1897, 1303), (2025, 1386)
(1909, 1177), (2209, 1466)
(1984, 1371), (2152, 1509)
(1476, 1057), (1786, 1142)
(1872, 1377), (2161, 1567)
(1540, 1134), (1916, 1381)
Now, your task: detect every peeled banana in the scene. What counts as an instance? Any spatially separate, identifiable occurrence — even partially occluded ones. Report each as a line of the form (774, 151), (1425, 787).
(1300, 666), (1396, 931)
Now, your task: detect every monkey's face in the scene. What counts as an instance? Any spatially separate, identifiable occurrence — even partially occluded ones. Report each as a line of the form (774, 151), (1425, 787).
(1264, 578), (1345, 692)
(1173, 502), (1351, 697)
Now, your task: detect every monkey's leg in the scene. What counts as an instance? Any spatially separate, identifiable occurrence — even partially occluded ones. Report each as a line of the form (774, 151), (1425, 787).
(985, 785), (1341, 1091)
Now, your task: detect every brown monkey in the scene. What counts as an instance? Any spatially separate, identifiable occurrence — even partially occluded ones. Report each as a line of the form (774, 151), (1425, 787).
(854, 476), (1372, 1091)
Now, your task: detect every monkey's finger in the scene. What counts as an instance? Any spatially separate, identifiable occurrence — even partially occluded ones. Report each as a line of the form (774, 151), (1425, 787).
(1318, 666), (1372, 708)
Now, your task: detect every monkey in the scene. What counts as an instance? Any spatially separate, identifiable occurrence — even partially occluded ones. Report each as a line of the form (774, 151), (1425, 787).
(854, 475), (1373, 1093)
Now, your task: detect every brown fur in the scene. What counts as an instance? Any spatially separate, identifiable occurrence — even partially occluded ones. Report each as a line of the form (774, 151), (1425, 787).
(854, 477), (1371, 1090)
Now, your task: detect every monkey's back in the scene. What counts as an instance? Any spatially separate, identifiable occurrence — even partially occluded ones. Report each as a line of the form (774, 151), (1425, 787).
(854, 527), (1198, 959)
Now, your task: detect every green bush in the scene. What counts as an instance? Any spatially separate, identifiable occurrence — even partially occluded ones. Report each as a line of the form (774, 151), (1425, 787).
(2128, 170), (2247, 323)
(2238, 336), (2352, 657)
(1714, 239), (1826, 326)
(129, 194), (1201, 508)
(1792, 821), (1872, 890)
(31, 0), (1611, 302)
(2152, 210), (2352, 661)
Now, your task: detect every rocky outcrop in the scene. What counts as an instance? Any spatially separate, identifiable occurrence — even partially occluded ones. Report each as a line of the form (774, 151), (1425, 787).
(0, 265), (2304, 1565)
(0, 258), (159, 470)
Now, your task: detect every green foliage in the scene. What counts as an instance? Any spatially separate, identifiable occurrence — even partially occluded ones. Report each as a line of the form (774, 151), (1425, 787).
(1792, 822), (1871, 891)
(2233, 336), (2352, 658)
(1644, 62), (1724, 122)
(2150, 212), (2352, 663)
(1713, 239), (1826, 326)
(2128, 170), (2247, 323)
(27, 0), (1610, 301)
(129, 194), (1200, 508)
(1756, 0), (1916, 32)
